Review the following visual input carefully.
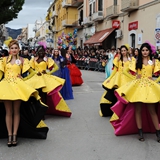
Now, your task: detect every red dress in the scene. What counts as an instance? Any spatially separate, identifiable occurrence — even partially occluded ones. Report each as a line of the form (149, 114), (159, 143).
(66, 53), (83, 86)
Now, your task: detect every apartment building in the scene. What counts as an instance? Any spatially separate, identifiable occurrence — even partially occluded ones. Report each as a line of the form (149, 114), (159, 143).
(83, 0), (160, 49)
(47, 0), (81, 49)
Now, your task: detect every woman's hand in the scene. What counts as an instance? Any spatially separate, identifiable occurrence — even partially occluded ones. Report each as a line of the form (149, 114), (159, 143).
(37, 72), (42, 76)
(136, 74), (141, 79)
(17, 74), (23, 79)
(148, 77), (153, 80)
(42, 70), (47, 74)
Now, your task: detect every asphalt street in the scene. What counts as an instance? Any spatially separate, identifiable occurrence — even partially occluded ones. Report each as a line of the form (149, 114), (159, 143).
(0, 70), (160, 160)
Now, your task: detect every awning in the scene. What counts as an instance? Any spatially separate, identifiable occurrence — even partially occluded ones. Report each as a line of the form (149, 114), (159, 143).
(84, 28), (115, 45)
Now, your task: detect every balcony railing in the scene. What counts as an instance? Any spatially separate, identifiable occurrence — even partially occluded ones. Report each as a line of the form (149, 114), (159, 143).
(52, 10), (58, 18)
(92, 11), (104, 21)
(62, 0), (72, 8)
(106, 5), (119, 18)
(62, 19), (75, 27)
(121, 0), (139, 12)
(83, 16), (93, 26)
(71, 0), (83, 7)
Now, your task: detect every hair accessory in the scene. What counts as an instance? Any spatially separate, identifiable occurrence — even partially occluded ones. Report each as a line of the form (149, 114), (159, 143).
(38, 41), (47, 50)
(124, 44), (130, 50)
(145, 40), (156, 54)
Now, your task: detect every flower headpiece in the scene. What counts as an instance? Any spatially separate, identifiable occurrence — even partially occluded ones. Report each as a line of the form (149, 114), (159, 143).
(145, 40), (156, 54)
(38, 41), (47, 50)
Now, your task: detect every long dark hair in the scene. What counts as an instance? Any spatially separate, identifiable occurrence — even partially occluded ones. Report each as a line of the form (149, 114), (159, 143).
(136, 43), (152, 70)
(120, 45), (129, 67)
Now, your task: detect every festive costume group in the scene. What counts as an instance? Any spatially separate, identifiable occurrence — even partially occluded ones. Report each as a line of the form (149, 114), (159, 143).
(99, 54), (133, 117)
(25, 54), (72, 117)
(110, 57), (160, 134)
(0, 55), (49, 139)
(110, 43), (160, 142)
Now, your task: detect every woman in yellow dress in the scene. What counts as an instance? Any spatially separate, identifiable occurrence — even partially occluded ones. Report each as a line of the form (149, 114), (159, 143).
(110, 42), (160, 142)
(99, 45), (133, 117)
(25, 45), (72, 117)
(0, 40), (48, 147)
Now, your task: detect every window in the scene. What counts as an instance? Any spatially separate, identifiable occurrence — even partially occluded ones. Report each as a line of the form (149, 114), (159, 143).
(93, 2), (95, 13)
(98, 0), (103, 11)
(89, 4), (92, 16)
(114, 0), (117, 5)
(130, 34), (135, 48)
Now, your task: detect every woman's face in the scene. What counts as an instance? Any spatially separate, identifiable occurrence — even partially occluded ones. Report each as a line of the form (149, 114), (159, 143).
(54, 50), (59, 55)
(121, 47), (127, 56)
(134, 49), (139, 56)
(9, 44), (19, 56)
(38, 50), (45, 58)
(141, 47), (150, 57)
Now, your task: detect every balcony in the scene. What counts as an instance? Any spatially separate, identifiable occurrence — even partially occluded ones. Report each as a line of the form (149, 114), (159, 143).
(72, 20), (83, 29)
(83, 16), (93, 26)
(121, 0), (139, 12)
(62, 19), (75, 27)
(52, 10), (58, 18)
(92, 11), (104, 21)
(106, 5), (119, 19)
(71, 0), (83, 7)
(62, 0), (71, 8)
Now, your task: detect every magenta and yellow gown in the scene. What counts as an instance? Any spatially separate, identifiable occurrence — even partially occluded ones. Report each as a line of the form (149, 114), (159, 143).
(110, 59), (160, 135)
(0, 55), (48, 139)
(99, 56), (133, 117)
(25, 57), (72, 117)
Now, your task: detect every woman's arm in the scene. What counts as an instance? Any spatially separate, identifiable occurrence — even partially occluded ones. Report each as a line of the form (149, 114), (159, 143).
(47, 62), (59, 75)
(123, 67), (136, 80)
(23, 68), (36, 80)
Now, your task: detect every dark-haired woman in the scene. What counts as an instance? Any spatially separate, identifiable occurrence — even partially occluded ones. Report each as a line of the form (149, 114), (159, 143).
(25, 45), (72, 117)
(99, 45), (133, 117)
(66, 49), (83, 86)
(110, 43), (160, 142)
(52, 49), (73, 100)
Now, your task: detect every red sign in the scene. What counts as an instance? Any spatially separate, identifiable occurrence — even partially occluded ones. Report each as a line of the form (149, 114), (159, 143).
(128, 21), (138, 31)
(112, 20), (120, 29)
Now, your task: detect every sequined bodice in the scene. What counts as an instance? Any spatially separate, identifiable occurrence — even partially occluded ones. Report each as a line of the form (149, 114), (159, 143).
(137, 65), (154, 78)
(4, 63), (22, 78)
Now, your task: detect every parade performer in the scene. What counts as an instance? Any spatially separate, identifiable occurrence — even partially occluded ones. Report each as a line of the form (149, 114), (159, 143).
(25, 43), (72, 117)
(52, 49), (74, 100)
(99, 44), (133, 117)
(0, 40), (49, 147)
(110, 42), (160, 142)
(66, 48), (83, 86)
(105, 47), (115, 79)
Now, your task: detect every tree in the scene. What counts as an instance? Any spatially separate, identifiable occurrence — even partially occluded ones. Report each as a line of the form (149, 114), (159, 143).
(0, 0), (25, 25)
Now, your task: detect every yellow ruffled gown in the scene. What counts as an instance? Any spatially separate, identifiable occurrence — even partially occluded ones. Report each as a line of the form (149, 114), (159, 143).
(110, 59), (160, 135)
(25, 57), (65, 94)
(25, 57), (72, 117)
(99, 57), (133, 117)
(0, 55), (49, 139)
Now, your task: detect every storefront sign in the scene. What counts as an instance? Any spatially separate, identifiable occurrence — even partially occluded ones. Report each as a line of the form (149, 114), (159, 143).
(128, 21), (138, 31)
(112, 20), (120, 29)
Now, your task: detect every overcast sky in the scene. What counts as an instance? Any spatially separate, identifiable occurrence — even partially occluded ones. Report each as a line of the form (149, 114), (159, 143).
(6, 0), (52, 29)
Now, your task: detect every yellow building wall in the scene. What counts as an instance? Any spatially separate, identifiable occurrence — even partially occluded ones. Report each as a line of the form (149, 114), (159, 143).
(54, 0), (78, 47)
